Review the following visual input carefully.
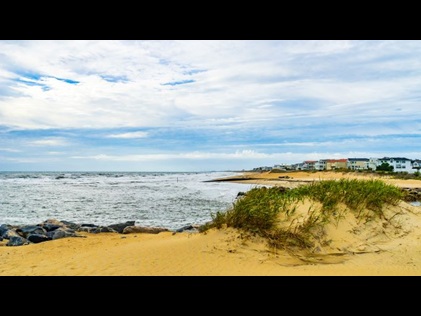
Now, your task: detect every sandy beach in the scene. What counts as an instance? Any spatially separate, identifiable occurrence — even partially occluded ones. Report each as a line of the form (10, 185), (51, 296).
(1, 171), (421, 276)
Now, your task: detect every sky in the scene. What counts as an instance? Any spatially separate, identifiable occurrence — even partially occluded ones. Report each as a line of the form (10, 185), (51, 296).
(1, 40), (421, 172)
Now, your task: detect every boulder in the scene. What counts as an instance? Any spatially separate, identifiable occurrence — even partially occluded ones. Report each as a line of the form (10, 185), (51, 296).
(47, 228), (78, 240)
(2, 229), (20, 240)
(27, 234), (51, 243)
(108, 221), (136, 234)
(122, 226), (169, 234)
(77, 226), (116, 234)
(0, 224), (12, 236)
(16, 225), (47, 238)
(7, 236), (28, 246)
(60, 220), (80, 230)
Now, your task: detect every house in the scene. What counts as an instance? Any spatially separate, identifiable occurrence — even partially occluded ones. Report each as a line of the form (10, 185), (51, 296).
(368, 158), (379, 171)
(412, 159), (421, 171)
(377, 157), (413, 173)
(325, 159), (348, 170)
(253, 166), (273, 171)
(347, 158), (369, 170)
(315, 160), (327, 170)
(273, 163), (294, 171)
(302, 160), (317, 170)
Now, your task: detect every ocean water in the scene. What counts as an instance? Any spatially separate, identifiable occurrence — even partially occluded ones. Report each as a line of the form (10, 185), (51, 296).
(0, 171), (254, 230)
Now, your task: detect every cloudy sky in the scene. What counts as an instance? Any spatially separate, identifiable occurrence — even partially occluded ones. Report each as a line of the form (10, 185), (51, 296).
(1, 40), (420, 171)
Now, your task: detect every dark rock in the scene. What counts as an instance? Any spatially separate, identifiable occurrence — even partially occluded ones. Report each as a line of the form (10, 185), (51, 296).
(80, 226), (116, 234)
(48, 228), (77, 240)
(277, 186), (289, 193)
(0, 236), (3, 241)
(41, 223), (62, 231)
(77, 226), (94, 233)
(98, 226), (116, 233)
(16, 225), (47, 238)
(0, 229), (9, 238)
(122, 226), (169, 234)
(0, 224), (12, 236)
(2, 229), (20, 240)
(401, 187), (421, 202)
(6, 236), (28, 246)
(27, 234), (51, 243)
(236, 192), (246, 198)
(87, 228), (101, 234)
(108, 221), (136, 234)
(80, 223), (98, 228)
(46, 230), (57, 239)
(60, 220), (80, 230)
(175, 224), (201, 233)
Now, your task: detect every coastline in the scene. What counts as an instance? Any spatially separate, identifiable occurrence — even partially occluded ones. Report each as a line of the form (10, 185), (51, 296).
(1, 171), (421, 276)
(212, 170), (421, 189)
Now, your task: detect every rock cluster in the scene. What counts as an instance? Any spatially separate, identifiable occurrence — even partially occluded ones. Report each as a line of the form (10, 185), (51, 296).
(0, 219), (199, 247)
(401, 187), (421, 202)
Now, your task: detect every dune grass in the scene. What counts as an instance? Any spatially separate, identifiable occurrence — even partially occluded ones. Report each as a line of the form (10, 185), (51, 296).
(200, 179), (406, 250)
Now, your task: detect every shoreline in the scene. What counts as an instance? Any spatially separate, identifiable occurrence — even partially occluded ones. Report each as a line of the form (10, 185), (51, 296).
(211, 170), (421, 189)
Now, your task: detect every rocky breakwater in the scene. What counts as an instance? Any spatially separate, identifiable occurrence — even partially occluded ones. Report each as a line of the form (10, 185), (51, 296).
(0, 218), (200, 247)
(401, 187), (421, 202)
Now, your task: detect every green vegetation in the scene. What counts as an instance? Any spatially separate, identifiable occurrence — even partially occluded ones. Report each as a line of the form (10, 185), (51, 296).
(200, 179), (406, 251)
(376, 162), (394, 172)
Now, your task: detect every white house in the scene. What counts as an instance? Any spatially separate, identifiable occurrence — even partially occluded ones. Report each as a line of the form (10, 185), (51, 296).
(377, 157), (415, 173)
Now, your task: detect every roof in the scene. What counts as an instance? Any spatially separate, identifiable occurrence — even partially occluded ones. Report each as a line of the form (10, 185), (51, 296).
(379, 157), (411, 161)
(327, 159), (348, 163)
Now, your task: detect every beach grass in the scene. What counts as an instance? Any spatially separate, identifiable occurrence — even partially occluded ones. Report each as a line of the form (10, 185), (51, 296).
(200, 179), (406, 251)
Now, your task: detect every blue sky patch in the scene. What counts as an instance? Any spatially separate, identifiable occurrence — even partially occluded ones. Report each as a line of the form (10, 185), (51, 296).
(99, 75), (128, 83)
(162, 79), (195, 86)
(54, 77), (79, 84)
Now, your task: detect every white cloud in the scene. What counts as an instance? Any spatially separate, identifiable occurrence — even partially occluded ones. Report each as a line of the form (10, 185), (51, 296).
(1, 40), (420, 131)
(27, 137), (69, 146)
(0, 148), (21, 152)
(70, 150), (286, 161)
(106, 131), (149, 139)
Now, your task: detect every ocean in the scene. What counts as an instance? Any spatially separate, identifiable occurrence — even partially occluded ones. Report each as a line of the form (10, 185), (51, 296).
(0, 171), (253, 230)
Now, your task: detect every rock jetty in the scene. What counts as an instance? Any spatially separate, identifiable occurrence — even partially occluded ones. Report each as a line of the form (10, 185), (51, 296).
(0, 218), (200, 247)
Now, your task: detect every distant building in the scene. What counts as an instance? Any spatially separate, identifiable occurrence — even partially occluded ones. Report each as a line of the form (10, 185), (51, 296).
(255, 156), (421, 174)
(412, 159), (421, 171)
(326, 159), (348, 170)
(273, 163), (294, 170)
(294, 163), (304, 170)
(347, 158), (369, 170)
(377, 157), (413, 173)
(302, 160), (317, 170)
(315, 160), (327, 170)
(253, 166), (273, 171)
(368, 158), (379, 170)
